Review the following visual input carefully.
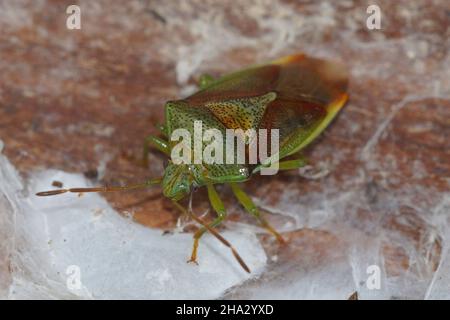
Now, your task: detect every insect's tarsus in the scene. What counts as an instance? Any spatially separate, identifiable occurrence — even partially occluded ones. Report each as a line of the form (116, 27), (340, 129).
(172, 201), (251, 273)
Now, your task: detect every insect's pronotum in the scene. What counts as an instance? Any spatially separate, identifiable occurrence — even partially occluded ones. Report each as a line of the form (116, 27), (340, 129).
(37, 54), (349, 272)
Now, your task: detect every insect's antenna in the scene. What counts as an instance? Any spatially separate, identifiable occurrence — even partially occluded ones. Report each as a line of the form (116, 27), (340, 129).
(172, 201), (251, 273)
(36, 178), (162, 197)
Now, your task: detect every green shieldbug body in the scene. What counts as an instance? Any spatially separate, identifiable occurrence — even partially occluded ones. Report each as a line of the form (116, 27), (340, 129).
(37, 54), (348, 272)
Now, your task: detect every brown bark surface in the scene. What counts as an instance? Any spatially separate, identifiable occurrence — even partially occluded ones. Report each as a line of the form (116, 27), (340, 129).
(1, 0), (449, 298)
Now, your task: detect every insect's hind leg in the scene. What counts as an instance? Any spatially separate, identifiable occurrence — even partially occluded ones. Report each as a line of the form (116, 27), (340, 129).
(142, 135), (170, 167)
(230, 182), (285, 244)
(188, 182), (227, 264)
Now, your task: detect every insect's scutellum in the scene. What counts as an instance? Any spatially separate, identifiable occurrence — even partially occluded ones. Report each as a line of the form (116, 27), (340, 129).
(36, 53), (348, 273)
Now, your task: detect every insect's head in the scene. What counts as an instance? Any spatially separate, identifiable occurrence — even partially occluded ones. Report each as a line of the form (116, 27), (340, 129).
(161, 162), (191, 201)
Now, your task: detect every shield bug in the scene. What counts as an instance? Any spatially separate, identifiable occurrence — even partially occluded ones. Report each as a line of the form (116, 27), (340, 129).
(37, 54), (348, 273)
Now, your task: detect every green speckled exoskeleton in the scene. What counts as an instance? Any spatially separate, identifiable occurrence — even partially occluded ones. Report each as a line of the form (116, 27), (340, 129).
(37, 54), (348, 273)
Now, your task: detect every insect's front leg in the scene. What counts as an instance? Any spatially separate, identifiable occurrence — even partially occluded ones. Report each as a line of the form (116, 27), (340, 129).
(188, 182), (227, 265)
(142, 135), (170, 167)
(230, 182), (285, 244)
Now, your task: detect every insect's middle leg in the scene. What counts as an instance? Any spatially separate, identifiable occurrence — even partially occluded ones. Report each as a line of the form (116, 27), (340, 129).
(230, 182), (285, 244)
(142, 135), (170, 167)
(188, 182), (227, 264)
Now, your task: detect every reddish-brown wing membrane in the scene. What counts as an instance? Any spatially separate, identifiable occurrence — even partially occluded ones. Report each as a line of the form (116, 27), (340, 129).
(184, 53), (348, 161)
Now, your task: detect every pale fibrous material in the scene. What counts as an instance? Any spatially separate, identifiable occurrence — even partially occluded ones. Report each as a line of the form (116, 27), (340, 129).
(1, 143), (449, 299)
(0, 149), (266, 299)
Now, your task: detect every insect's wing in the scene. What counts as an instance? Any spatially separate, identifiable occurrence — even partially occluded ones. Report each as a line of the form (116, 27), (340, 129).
(186, 54), (348, 163)
(186, 63), (280, 103)
(202, 92), (277, 132)
(262, 55), (348, 161)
